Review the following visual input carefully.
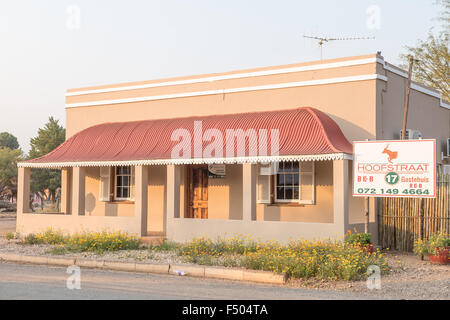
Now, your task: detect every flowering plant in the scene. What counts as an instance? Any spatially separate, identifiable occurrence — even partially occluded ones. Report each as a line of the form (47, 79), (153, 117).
(414, 231), (450, 256)
(344, 231), (371, 246)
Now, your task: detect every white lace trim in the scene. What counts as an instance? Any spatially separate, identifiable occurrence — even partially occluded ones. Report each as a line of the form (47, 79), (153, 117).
(18, 153), (352, 168)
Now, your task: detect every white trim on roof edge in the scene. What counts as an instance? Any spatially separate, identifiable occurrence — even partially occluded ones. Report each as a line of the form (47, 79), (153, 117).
(65, 56), (449, 110)
(18, 153), (353, 169)
(66, 74), (386, 108)
(380, 61), (449, 110)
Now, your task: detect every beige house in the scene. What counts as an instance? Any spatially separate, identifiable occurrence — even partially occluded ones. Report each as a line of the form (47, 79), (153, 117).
(17, 53), (450, 244)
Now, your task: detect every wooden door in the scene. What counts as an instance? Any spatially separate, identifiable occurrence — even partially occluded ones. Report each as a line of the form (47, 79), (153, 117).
(188, 166), (208, 219)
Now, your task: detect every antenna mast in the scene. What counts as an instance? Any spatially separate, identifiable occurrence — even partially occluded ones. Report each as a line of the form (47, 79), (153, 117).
(303, 35), (375, 60)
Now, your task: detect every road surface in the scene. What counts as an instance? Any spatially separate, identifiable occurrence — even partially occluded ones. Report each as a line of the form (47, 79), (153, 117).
(0, 262), (377, 300)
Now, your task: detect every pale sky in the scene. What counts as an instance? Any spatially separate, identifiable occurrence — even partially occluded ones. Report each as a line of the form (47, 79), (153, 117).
(0, 0), (444, 153)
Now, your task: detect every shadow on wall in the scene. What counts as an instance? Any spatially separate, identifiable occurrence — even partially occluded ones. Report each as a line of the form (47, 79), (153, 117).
(327, 113), (375, 142)
(85, 193), (96, 216)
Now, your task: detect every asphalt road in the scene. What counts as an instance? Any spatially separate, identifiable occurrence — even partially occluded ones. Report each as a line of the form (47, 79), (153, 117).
(0, 262), (377, 300)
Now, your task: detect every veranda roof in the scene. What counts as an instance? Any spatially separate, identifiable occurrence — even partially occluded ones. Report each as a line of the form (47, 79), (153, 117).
(19, 107), (353, 168)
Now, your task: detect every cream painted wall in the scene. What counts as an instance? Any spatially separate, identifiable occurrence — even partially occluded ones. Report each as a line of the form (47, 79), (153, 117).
(147, 165), (166, 233)
(348, 160), (366, 225)
(66, 81), (378, 145)
(207, 164), (243, 220)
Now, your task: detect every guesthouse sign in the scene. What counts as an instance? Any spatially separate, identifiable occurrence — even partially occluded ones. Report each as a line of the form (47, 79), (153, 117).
(353, 140), (436, 198)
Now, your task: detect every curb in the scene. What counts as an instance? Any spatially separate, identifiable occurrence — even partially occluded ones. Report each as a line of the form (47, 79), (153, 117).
(243, 269), (287, 284)
(136, 262), (170, 274)
(0, 253), (287, 285)
(204, 266), (244, 281)
(169, 264), (205, 277)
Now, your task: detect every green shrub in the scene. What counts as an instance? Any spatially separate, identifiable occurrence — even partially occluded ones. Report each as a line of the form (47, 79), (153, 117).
(149, 240), (181, 252)
(178, 235), (257, 259)
(23, 233), (43, 245)
(39, 229), (66, 245)
(4, 231), (17, 240)
(344, 231), (371, 246)
(414, 231), (450, 256)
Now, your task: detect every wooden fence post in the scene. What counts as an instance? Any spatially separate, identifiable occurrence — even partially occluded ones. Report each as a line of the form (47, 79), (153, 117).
(419, 198), (424, 260)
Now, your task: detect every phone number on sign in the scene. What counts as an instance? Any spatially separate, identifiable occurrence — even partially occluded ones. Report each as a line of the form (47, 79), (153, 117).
(356, 188), (431, 195)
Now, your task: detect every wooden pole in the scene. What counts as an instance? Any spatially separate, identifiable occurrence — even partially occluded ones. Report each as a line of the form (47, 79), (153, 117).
(364, 197), (369, 233)
(401, 55), (414, 140)
(364, 138), (370, 234)
(419, 198), (424, 260)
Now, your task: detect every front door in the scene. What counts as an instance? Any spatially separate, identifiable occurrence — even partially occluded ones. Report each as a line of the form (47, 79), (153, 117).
(188, 166), (208, 219)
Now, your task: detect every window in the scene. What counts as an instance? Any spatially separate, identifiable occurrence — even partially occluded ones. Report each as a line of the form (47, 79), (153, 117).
(115, 166), (134, 201)
(257, 161), (315, 205)
(275, 161), (299, 202)
(99, 166), (135, 202)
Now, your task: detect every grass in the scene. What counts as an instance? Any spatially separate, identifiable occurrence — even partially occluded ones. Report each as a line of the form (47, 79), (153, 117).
(148, 240), (181, 252)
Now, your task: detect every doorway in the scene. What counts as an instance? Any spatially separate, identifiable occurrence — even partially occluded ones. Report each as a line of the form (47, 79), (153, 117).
(187, 166), (208, 219)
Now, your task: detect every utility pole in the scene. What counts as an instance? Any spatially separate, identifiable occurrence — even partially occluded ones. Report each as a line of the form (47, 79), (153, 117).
(364, 139), (370, 234)
(401, 56), (424, 259)
(401, 55), (414, 140)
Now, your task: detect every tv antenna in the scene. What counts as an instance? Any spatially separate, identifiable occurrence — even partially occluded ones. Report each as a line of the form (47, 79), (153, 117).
(303, 35), (375, 60)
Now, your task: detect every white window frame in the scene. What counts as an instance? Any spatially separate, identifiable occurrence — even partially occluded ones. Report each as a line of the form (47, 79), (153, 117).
(99, 167), (111, 202)
(257, 163), (273, 204)
(114, 166), (135, 201)
(274, 161), (315, 204)
(298, 162), (315, 205)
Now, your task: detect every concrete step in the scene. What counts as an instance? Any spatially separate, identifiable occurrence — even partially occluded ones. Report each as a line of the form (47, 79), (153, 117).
(146, 231), (165, 237)
(141, 235), (165, 245)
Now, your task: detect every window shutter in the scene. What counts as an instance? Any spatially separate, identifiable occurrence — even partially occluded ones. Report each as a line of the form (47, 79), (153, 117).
(99, 167), (111, 202)
(298, 161), (315, 204)
(130, 166), (136, 201)
(257, 164), (272, 204)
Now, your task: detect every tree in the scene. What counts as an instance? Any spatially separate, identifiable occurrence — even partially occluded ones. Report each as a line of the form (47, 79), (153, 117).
(437, 0), (450, 27)
(0, 132), (19, 150)
(28, 117), (65, 204)
(400, 0), (449, 102)
(0, 147), (22, 201)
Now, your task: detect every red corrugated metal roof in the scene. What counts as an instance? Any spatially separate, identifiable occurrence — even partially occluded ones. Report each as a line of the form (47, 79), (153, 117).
(25, 107), (352, 165)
